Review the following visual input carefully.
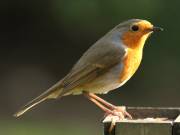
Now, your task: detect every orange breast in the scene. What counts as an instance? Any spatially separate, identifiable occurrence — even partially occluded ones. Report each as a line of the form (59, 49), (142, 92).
(119, 30), (150, 83)
(119, 48), (143, 83)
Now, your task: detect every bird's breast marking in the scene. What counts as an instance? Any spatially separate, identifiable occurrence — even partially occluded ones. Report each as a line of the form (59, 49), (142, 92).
(119, 48), (142, 83)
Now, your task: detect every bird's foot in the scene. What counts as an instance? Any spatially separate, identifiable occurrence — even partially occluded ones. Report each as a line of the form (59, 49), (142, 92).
(103, 106), (132, 133)
(105, 106), (132, 120)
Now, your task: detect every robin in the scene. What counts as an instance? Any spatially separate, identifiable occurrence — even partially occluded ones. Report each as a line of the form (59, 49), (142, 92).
(14, 19), (163, 118)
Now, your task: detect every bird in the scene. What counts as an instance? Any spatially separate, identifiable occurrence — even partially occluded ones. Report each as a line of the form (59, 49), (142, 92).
(14, 19), (163, 118)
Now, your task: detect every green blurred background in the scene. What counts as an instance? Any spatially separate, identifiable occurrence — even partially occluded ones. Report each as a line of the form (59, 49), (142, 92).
(1, 0), (180, 135)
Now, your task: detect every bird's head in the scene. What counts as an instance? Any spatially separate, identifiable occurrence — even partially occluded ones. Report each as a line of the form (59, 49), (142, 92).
(116, 19), (163, 49)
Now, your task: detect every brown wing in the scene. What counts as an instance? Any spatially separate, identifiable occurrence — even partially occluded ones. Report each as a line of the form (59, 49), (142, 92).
(59, 42), (126, 95)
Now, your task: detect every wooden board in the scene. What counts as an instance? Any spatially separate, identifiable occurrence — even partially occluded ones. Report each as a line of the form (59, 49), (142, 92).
(103, 107), (180, 135)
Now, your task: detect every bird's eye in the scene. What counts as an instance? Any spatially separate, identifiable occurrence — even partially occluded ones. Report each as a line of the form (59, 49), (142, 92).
(131, 25), (139, 32)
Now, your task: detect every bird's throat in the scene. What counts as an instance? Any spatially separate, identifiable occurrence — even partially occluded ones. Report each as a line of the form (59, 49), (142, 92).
(121, 32), (150, 49)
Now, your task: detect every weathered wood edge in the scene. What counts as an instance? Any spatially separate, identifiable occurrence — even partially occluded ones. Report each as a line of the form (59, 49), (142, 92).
(174, 115), (180, 123)
(173, 115), (180, 135)
(104, 122), (115, 135)
(127, 107), (180, 119)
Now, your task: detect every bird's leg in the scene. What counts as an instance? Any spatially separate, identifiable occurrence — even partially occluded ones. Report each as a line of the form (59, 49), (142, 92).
(83, 92), (115, 115)
(83, 92), (132, 119)
(86, 93), (116, 109)
(84, 92), (127, 119)
(89, 93), (132, 119)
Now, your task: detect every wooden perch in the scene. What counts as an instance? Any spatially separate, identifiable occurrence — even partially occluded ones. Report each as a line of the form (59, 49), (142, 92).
(103, 107), (180, 135)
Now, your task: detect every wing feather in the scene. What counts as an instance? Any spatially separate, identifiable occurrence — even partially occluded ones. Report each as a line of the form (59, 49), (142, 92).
(59, 42), (126, 95)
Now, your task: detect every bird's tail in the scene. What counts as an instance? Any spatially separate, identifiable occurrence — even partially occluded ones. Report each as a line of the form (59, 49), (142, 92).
(14, 82), (64, 117)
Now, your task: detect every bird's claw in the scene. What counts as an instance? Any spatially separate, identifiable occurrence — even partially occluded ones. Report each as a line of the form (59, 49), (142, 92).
(105, 106), (132, 120)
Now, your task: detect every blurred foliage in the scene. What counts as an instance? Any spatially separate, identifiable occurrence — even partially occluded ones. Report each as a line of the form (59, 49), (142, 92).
(1, 0), (180, 135)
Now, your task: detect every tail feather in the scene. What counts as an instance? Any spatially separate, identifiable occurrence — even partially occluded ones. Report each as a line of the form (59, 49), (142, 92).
(14, 82), (63, 117)
(13, 96), (47, 117)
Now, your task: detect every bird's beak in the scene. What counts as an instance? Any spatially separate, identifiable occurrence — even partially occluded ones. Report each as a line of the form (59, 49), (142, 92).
(152, 26), (164, 32)
(145, 26), (163, 33)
